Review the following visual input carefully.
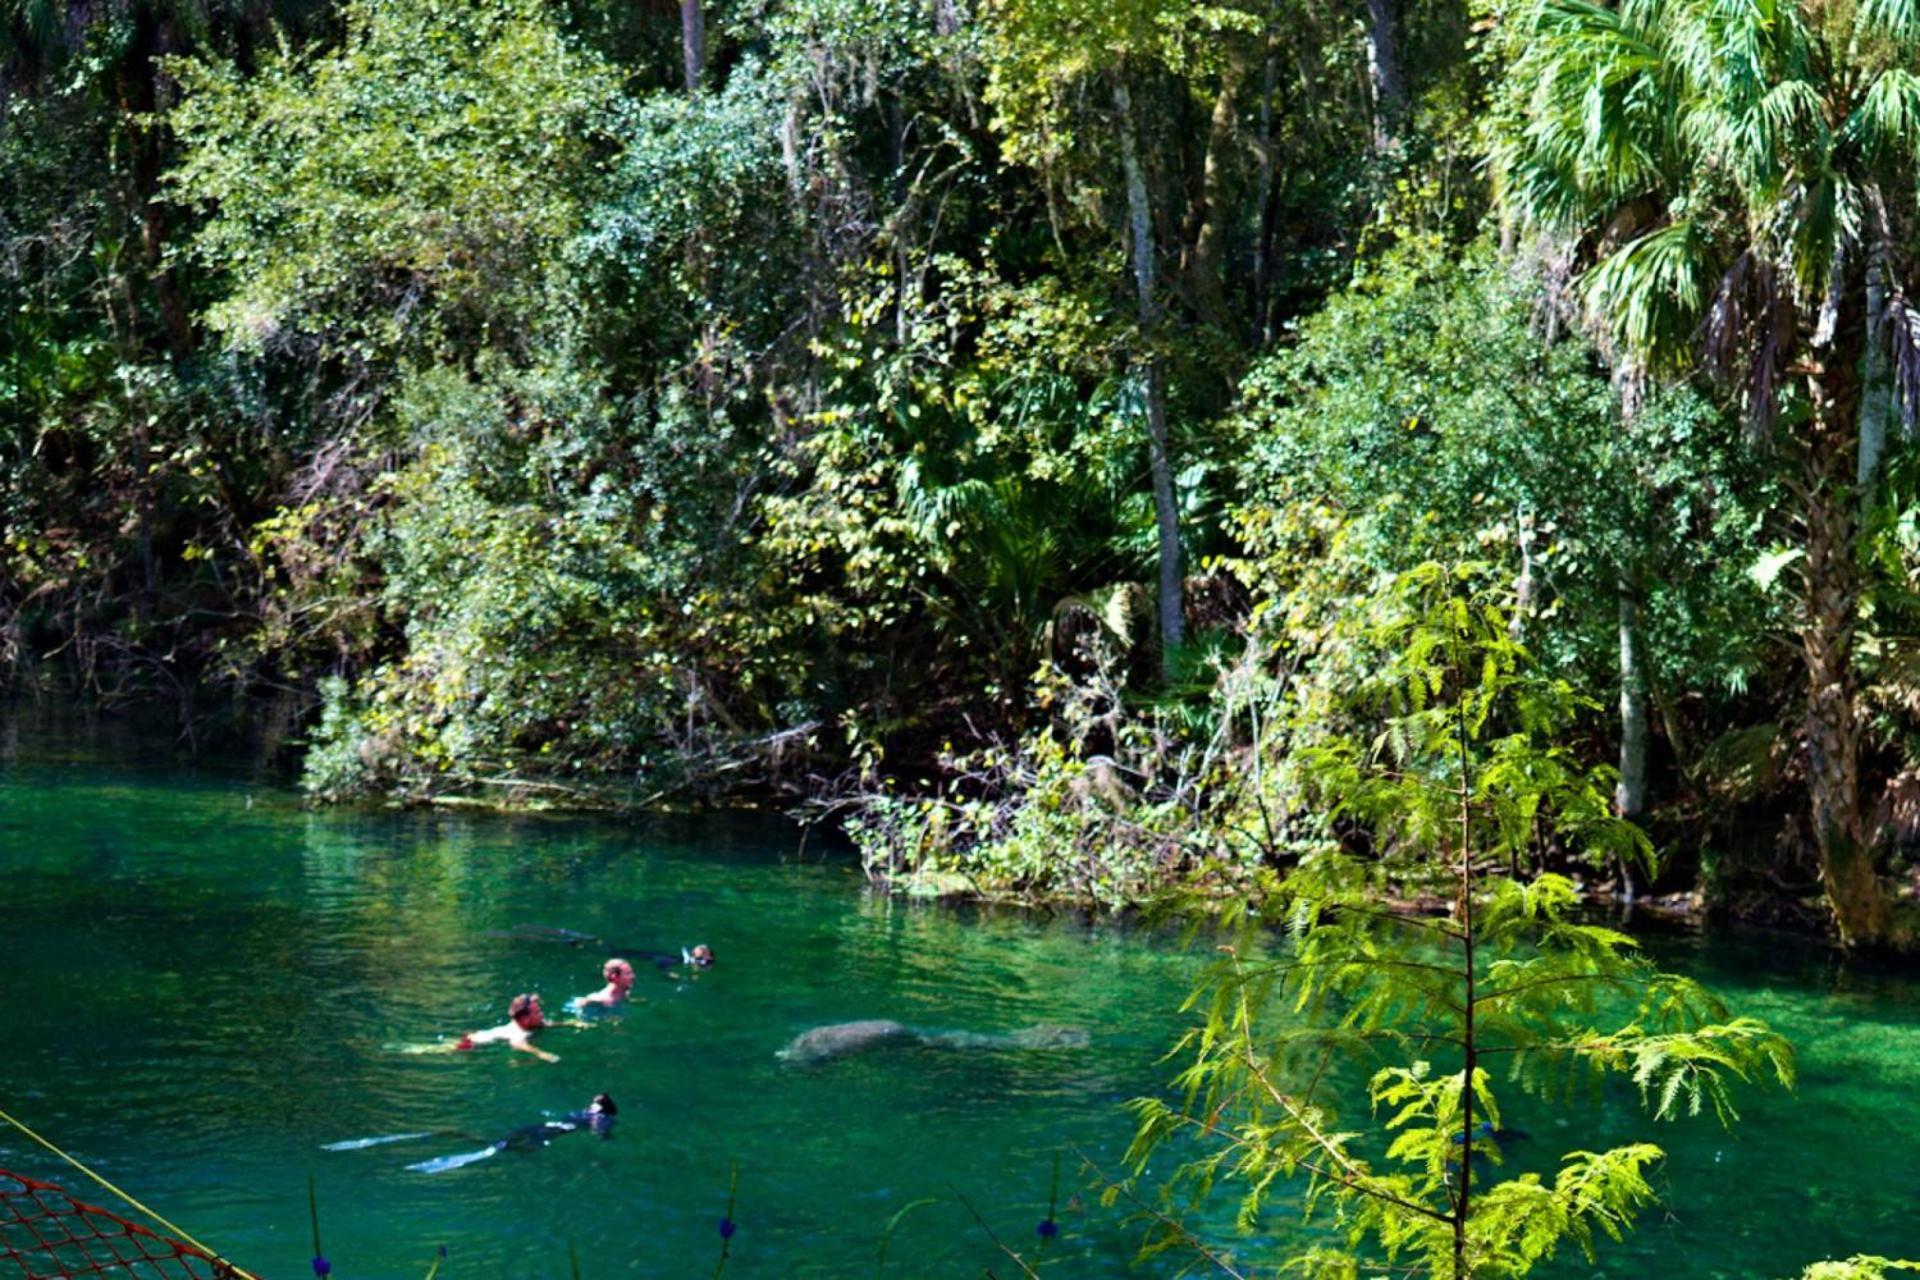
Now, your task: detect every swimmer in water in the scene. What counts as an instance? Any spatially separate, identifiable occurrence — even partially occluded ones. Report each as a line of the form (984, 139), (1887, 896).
(406, 1095), (618, 1174)
(576, 942), (714, 973)
(452, 993), (560, 1063)
(498, 1093), (618, 1148)
(492, 925), (714, 977)
(573, 958), (637, 1010)
(650, 943), (714, 973)
(494, 924), (715, 972)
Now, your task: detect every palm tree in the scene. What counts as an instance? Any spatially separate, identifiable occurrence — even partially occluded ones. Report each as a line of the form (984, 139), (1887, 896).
(1495, 0), (1920, 945)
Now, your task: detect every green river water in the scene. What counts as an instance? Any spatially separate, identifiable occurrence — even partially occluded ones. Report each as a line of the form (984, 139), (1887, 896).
(2, 720), (1918, 1278)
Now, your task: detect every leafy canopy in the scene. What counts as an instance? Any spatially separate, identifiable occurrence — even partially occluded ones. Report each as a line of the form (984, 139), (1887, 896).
(169, 0), (619, 364)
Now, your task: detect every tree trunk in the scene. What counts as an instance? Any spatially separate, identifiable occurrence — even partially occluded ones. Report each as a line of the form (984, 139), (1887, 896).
(1615, 579), (1649, 821)
(680, 0), (706, 93)
(1250, 34), (1277, 346)
(1189, 55), (1244, 331)
(1858, 244), (1893, 506)
(1113, 76), (1184, 674)
(1145, 365), (1182, 672)
(1509, 505), (1536, 641)
(1363, 0), (1405, 154)
(1452, 700), (1477, 1280)
(121, 14), (194, 362)
(135, 149), (195, 360)
(1615, 577), (1649, 900)
(1804, 335), (1886, 947)
(683, 0), (712, 397)
(887, 92), (910, 345)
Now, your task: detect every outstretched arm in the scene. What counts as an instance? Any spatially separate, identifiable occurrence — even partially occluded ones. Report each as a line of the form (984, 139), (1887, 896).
(512, 1039), (560, 1064)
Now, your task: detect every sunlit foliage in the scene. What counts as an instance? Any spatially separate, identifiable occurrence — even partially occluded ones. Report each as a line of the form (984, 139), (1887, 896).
(1127, 565), (1793, 1278)
(2, 0), (1915, 941)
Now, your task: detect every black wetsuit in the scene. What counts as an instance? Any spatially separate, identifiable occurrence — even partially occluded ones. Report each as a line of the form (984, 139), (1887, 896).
(406, 1107), (614, 1173)
(599, 946), (712, 972)
(500, 1108), (616, 1151)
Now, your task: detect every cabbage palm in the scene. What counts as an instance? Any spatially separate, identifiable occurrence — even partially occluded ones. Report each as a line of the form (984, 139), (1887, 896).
(1496, 0), (1920, 945)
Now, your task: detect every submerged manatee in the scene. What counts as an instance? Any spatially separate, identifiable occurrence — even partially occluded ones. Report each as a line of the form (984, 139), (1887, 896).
(1007, 1023), (1092, 1050)
(778, 1019), (921, 1062)
(778, 1019), (1090, 1063)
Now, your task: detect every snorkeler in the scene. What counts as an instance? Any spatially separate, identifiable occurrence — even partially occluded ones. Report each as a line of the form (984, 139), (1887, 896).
(572, 958), (637, 1010)
(451, 993), (560, 1063)
(650, 943), (714, 972)
(403, 1095), (618, 1174)
(493, 925), (714, 975)
(581, 943), (713, 975)
(569, 941), (712, 973)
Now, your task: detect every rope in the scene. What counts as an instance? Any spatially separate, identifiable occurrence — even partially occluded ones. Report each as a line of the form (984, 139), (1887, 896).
(0, 1104), (261, 1280)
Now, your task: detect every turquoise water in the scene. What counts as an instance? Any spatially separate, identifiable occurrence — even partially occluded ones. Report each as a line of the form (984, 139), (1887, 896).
(2, 721), (1918, 1278)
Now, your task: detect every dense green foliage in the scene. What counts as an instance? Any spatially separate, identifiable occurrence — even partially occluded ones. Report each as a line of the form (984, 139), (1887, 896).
(1801, 1262), (1920, 1280)
(1127, 565), (1794, 1277)
(9, 5), (1920, 1272)
(3, 0), (1918, 943)
(1492, 0), (1920, 945)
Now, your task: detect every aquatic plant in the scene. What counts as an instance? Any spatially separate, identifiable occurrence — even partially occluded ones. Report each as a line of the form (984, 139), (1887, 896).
(307, 1174), (329, 1277)
(713, 1161), (738, 1279)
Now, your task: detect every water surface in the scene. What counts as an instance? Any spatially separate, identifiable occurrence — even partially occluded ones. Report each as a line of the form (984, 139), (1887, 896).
(1, 720), (1916, 1277)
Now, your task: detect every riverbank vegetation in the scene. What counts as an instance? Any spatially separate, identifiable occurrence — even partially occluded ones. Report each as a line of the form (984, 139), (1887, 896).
(4, 0), (1920, 945)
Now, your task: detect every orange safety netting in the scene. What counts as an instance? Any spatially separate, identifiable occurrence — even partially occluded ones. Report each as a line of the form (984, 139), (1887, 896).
(0, 1169), (242, 1279)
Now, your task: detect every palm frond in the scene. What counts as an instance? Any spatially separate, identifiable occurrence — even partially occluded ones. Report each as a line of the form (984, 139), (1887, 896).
(1856, 0), (1920, 44)
(1580, 221), (1717, 364)
(1790, 172), (1845, 313)
(1840, 70), (1920, 167)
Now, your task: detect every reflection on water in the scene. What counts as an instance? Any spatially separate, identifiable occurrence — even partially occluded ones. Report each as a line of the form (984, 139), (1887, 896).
(1, 726), (1917, 1277)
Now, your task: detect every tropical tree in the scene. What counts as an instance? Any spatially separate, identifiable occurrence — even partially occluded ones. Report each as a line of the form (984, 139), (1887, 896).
(9, 1), (236, 359)
(1230, 241), (1784, 885)
(1494, 0), (1920, 945)
(979, 0), (1238, 673)
(1, 0), (347, 704)
(168, 0), (618, 367)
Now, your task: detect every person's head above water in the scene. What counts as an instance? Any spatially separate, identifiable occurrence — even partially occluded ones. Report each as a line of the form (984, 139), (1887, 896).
(449, 992), (557, 1060)
(688, 944), (714, 967)
(579, 1092), (618, 1134)
(572, 960), (636, 1010)
(508, 993), (545, 1028)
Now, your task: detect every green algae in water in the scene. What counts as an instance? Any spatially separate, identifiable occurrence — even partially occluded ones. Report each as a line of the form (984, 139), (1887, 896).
(0, 730), (1916, 1276)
